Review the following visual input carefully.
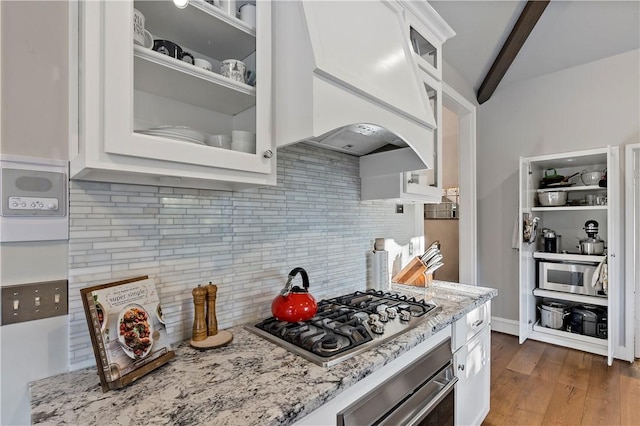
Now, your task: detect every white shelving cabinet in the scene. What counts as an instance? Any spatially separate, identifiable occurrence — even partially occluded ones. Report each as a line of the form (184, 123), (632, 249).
(518, 146), (634, 364)
(72, 0), (275, 191)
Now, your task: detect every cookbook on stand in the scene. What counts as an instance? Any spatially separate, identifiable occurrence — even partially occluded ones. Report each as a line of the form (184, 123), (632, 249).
(80, 275), (175, 392)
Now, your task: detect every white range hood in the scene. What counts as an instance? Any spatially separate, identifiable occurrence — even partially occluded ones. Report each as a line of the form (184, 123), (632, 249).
(273, 0), (451, 175)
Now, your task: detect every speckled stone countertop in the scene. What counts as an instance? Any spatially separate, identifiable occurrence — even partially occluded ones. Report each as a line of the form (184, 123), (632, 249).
(30, 281), (497, 425)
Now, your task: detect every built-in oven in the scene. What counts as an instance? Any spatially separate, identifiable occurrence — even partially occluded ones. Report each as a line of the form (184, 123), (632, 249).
(538, 260), (602, 296)
(337, 338), (457, 425)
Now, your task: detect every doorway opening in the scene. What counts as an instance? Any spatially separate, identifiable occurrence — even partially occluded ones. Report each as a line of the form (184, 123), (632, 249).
(424, 105), (460, 282)
(424, 84), (477, 284)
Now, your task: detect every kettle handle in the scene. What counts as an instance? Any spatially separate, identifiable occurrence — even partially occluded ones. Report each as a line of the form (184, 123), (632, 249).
(280, 267), (310, 296)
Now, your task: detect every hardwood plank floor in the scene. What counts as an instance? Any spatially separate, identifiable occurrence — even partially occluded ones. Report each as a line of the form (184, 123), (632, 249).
(482, 332), (640, 426)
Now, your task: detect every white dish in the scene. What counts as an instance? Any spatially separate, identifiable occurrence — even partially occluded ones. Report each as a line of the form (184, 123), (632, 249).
(138, 132), (205, 145)
(231, 130), (255, 143)
(231, 139), (256, 153)
(140, 131), (204, 144)
(206, 134), (232, 149)
(134, 29), (153, 49)
(146, 126), (205, 142)
(137, 126), (206, 145)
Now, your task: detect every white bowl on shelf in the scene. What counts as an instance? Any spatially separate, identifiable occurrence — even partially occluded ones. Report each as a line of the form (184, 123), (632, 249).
(206, 134), (231, 149)
(231, 131), (256, 153)
(537, 191), (567, 206)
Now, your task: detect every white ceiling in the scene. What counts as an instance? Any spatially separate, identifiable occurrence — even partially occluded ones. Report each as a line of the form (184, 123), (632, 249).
(429, 0), (640, 99)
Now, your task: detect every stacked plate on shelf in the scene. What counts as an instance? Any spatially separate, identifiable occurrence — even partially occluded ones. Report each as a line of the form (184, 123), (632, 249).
(136, 126), (205, 145)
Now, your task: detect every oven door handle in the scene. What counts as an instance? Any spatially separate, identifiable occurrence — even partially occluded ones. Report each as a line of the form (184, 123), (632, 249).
(406, 377), (458, 426)
(378, 370), (458, 426)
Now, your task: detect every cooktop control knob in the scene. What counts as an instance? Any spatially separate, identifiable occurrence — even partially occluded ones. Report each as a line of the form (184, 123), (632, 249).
(378, 311), (389, 322)
(353, 312), (369, 324)
(399, 310), (411, 322)
(386, 307), (397, 319)
(370, 321), (385, 334)
(368, 314), (380, 324)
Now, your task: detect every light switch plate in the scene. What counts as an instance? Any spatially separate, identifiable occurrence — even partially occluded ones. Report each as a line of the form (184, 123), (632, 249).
(1, 279), (68, 325)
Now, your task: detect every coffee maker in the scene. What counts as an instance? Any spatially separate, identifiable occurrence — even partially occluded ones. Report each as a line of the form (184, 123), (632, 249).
(541, 228), (561, 253)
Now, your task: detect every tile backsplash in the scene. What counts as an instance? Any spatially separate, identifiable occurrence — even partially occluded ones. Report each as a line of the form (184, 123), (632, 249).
(68, 144), (416, 369)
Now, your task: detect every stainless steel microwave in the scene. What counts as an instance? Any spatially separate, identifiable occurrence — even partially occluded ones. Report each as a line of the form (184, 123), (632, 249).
(538, 261), (602, 296)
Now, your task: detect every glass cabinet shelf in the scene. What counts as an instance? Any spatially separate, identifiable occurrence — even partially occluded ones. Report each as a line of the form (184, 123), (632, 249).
(135, 0), (256, 61)
(134, 46), (255, 114)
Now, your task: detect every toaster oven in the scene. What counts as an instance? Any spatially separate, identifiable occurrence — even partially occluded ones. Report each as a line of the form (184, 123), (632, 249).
(538, 260), (602, 296)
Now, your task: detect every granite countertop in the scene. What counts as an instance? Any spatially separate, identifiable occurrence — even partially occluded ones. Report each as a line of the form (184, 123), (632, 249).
(30, 281), (497, 425)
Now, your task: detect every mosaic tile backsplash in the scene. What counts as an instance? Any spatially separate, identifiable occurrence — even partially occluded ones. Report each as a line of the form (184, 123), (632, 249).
(68, 144), (416, 369)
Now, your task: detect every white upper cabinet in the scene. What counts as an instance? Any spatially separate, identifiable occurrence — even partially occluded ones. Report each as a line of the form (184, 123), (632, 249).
(72, 0), (275, 191)
(360, 3), (453, 203)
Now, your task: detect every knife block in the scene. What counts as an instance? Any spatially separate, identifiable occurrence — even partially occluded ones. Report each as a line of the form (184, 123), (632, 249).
(392, 257), (427, 286)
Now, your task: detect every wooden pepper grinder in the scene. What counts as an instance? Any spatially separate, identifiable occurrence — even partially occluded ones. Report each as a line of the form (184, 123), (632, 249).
(206, 283), (218, 336)
(190, 282), (234, 349)
(191, 285), (208, 342)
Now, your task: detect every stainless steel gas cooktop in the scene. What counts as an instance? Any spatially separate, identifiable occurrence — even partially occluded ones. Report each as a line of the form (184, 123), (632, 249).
(246, 289), (441, 367)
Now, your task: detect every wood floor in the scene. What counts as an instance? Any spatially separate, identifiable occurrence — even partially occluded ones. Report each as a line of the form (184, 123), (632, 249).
(482, 332), (640, 426)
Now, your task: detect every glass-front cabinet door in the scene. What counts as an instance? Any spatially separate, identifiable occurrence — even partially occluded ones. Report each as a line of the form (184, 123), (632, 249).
(406, 11), (443, 80)
(75, 0), (274, 190)
(402, 70), (442, 201)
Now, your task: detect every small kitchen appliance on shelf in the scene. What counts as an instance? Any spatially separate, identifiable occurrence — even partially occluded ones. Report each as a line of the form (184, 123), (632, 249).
(577, 220), (605, 255)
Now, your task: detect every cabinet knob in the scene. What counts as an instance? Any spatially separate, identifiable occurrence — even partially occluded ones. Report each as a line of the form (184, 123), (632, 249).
(263, 150), (273, 158)
(458, 364), (465, 371)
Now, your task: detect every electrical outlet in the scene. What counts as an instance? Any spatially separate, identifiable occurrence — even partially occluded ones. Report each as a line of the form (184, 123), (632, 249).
(396, 204), (404, 214)
(1, 279), (68, 325)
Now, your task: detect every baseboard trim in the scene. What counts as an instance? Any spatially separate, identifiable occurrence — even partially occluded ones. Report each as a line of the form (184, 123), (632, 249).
(491, 317), (518, 336)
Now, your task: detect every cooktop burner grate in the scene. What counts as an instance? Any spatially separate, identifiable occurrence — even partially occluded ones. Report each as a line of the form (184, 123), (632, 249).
(247, 289), (441, 367)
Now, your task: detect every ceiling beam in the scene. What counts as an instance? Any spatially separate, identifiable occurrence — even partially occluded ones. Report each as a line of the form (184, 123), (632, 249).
(476, 0), (550, 104)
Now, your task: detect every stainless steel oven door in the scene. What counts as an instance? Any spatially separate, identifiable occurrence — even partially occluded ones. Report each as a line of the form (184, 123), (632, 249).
(337, 338), (457, 426)
(377, 367), (456, 425)
(539, 261), (598, 296)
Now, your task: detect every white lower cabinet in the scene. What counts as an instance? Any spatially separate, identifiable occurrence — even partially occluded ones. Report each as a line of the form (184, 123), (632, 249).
(452, 302), (491, 426)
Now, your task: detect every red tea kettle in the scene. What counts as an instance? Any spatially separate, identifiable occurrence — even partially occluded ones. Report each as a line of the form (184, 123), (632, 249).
(271, 267), (317, 322)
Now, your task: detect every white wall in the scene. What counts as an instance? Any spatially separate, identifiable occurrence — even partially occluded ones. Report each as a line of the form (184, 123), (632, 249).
(0, 2), (70, 425)
(476, 49), (640, 321)
(442, 106), (459, 188)
(0, 1), (68, 159)
(442, 59), (478, 107)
